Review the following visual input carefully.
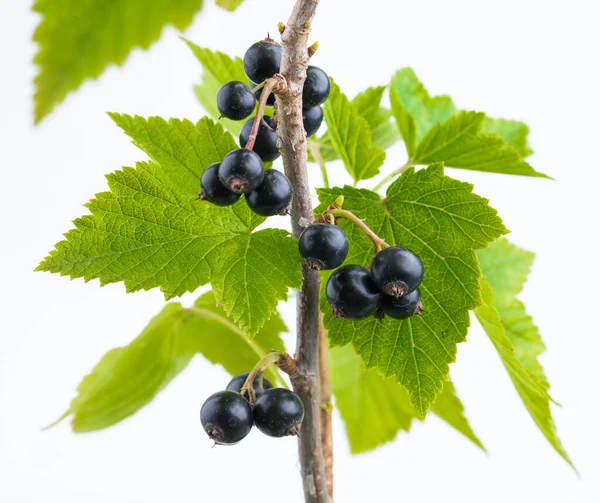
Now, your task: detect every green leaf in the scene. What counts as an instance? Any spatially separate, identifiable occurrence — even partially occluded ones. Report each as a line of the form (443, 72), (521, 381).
(322, 79), (386, 182)
(390, 85), (417, 157)
(318, 164), (508, 416)
(330, 344), (484, 453)
(37, 116), (302, 335)
(51, 291), (286, 432)
(415, 111), (548, 178)
(33, 0), (205, 123)
(185, 40), (250, 138)
(430, 380), (485, 451)
(391, 68), (457, 143)
(312, 85), (398, 164)
(483, 118), (533, 158)
(215, 0), (245, 11)
(476, 239), (573, 466)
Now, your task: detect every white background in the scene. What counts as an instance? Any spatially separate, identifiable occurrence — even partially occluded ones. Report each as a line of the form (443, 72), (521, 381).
(1, 0), (599, 501)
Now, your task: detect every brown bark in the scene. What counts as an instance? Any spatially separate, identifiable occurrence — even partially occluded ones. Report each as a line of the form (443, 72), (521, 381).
(318, 314), (334, 498)
(275, 0), (329, 501)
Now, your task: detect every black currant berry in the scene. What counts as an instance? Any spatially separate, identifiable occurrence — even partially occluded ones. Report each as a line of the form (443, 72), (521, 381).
(303, 66), (331, 108)
(243, 40), (282, 84)
(200, 390), (254, 445)
(326, 265), (381, 319)
(216, 81), (255, 121)
(239, 116), (280, 162)
(218, 149), (264, 194)
(198, 163), (242, 206)
(226, 372), (273, 400)
(303, 106), (323, 137)
(370, 247), (424, 297)
(245, 169), (293, 217)
(250, 81), (276, 106)
(381, 288), (423, 320)
(298, 224), (348, 271)
(253, 388), (305, 438)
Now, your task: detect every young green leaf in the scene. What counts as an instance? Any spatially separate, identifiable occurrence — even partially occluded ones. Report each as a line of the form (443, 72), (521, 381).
(215, 0), (245, 11)
(49, 291), (286, 432)
(37, 116), (302, 335)
(185, 40), (250, 137)
(391, 68), (457, 143)
(318, 164), (508, 416)
(33, 0), (205, 123)
(430, 380), (485, 451)
(389, 85), (417, 157)
(482, 118), (533, 158)
(322, 79), (386, 183)
(415, 111), (548, 177)
(314, 85), (398, 163)
(476, 240), (572, 466)
(330, 344), (484, 453)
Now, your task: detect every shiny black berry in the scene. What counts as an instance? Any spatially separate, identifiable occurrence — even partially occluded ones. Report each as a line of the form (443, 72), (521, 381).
(326, 265), (381, 319)
(303, 66), (331, 108)
(218, 149), (264, 194)
(239, 116), (280, 162)
(253, 388), (304, 437)
(251, 81), (276, 106)
(298, 224), (348, 271)
(371, 247), (424, 297)
(200, 390), (253, 445)
(245, 169), (292, 216)
(198, 163), (241, 206)
(226, 372), (273, 400)
(303, 106), (323, 137)
(244, 40), (282, 84)
(381, 288), (423, 320)
(216, 81), (255, 121)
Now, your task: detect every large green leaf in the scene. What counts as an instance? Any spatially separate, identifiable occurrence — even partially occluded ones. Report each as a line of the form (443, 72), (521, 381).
(318, 164), (508, 415)
(215, 0), (245, 11)
(415, 111), (548, 177)
(185, 40), (250, 137)
(476, 240), (572, 466)
(330, 344), (484, 453)
(322, 80), (386, 183)
(51, 291), (286, 432)
(33, 0), (205, 123)
(37, 116), (302, 335)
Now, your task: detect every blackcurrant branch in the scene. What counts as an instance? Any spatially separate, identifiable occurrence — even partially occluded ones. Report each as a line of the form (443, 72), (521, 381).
(244, 76), (284, 152)
(372, 159), (414, 192)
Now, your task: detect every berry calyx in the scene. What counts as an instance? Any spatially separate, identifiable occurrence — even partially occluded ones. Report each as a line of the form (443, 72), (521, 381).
(303, 106), (323, 138)
(239, 116), (280, 162)
(243, 40), (282, 84)
(216, 81), (255, 121)
(245, 169), (293, 216)
(198, 163), (242, 206)
(298, 224), (348, 271)
(200, 390), (254, 445)
(381, 288), (423, 320)
(226, 372), (273, 400)
(251, 81), (276, 106)
(252, 388), (305, 437)
(370, 246), (424, 297)
(303, 66), (331, 108)
(218, 149), (264, 194)
(326, 265), (381, 319)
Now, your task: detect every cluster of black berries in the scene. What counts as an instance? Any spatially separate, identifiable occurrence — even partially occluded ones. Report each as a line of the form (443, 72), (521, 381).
(200, 372), (305, 445)
(298, 224), (425, 320)
(200, 38), (330, 217)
